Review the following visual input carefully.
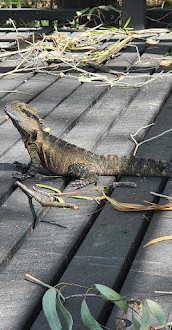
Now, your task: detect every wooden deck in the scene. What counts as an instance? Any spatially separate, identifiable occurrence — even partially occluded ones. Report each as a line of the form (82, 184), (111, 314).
(0, 28), (172, 329)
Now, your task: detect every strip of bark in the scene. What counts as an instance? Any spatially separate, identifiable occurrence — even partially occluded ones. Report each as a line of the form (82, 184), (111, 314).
(95, 35), (132, 65)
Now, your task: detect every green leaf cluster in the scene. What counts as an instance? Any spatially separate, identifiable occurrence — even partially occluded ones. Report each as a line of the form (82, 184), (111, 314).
(42, 285), (168, 330)
(68, 4), (118, 29)
(131, 298), (168, 330)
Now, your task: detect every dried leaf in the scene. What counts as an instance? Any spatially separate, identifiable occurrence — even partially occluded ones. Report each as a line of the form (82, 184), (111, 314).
(146, 38), (159, 45)
(60, 72), (65, 78)
(103, 192), (172, 212)
(144, 235), (172, 248)
(159, 60), (172, 66)
(103, 193), (155, 211)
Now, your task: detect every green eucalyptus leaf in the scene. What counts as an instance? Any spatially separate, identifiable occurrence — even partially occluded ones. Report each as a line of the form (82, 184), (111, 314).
(140, 306), (150, 330)
(123, 17), (131, 29)
(87, 7), (96, 20)
(146, 299), (168, 329)
(36, 184), (62, 194)
(98, 5), (116, 11)
(77, 7), (89, 15)
(42, 288), (62, 330)
(76, 11), (83, 16)
(71, 195), (105, 201)
(56, 293), (73, 330)
(132, 311), (141, 330)
(98, 5), (109, 10)
(103, 186), (109, 193)
(95, 284), (127, 312)
(71, 195), (94, 200)
(81, 300), (103, 329)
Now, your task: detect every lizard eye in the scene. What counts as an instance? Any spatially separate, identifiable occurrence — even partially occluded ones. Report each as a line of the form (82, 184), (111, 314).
(32, 132), (37, 141)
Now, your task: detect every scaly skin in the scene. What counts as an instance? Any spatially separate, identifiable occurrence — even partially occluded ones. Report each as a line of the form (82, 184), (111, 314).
(4, 100), (172, 186)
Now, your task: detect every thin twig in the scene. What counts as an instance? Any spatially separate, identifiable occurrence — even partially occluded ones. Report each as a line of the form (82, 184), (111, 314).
(0, 48), (31, 59)
(130, 123), (155, 155)
(64, 293), (100, 300)
(8, 18), (24, 59)
(150, 191), (172, 200)
(127, 44), (141, 65)
(95, 36), (132, 65)
(26, 274), (101, 301)
(16, 181), (78, 209)
(111, 181), (137, 188)
(0, 90), (33, 95)
(131, 126), (172, 156)
(1, 27), (171, 88)
(154, 322), (172, 330)
(154, 291), (172, 294)
(25, 274), (65, 301)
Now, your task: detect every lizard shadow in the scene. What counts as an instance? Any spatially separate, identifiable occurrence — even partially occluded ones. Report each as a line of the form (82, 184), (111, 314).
(0, 162), (15, 172)
(0, 162), (66, 184)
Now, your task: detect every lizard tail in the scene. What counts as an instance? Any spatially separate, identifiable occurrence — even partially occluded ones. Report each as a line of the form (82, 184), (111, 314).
(102, 155), (172, 177)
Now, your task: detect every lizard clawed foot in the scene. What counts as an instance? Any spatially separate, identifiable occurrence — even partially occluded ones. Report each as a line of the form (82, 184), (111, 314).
(13, 161), (29, 173)
(71, 178), (98, 189)
(11, 173), (32, 181)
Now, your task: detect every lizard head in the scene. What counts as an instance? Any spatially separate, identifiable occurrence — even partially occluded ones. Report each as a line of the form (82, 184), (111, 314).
(4, 100), (44, 140)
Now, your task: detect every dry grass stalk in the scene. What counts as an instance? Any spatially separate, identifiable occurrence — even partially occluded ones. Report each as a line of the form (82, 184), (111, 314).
(0, 26), (171, 87)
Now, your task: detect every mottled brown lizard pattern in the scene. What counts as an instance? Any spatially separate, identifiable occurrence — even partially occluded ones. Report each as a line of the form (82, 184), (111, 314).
(4, 100), (172, 187)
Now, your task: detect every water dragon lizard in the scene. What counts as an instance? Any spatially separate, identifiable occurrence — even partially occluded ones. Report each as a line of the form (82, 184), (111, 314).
(4, 100), (172, 187)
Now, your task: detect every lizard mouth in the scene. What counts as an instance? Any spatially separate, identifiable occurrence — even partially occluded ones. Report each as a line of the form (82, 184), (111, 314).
(4, 105), (22, 122)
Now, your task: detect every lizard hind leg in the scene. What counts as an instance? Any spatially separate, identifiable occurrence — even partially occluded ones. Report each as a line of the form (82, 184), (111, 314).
(68, 163), (99, 188)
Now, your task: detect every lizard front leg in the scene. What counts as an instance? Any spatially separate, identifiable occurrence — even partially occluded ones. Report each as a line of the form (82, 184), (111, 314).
(12, 144), (41, 180)
(13, 161), (30, 174)
(68, 163), (99, 188)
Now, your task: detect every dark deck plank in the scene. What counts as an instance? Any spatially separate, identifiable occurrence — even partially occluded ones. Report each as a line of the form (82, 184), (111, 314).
(0, 27), (53, 50)
(32, 86), (172, 330)
(96, 74), (172, 156)
(106, 179), (172, 329)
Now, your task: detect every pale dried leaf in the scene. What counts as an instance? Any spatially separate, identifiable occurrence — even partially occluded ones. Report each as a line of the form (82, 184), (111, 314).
(159, 60), (172, 67)
(144, 235), (172, 248)
(103, 193), (172, 212)
(146, 38), (159, 45)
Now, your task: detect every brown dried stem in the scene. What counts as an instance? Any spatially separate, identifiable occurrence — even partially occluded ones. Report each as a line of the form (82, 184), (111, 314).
(16, 181), (78, 209)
